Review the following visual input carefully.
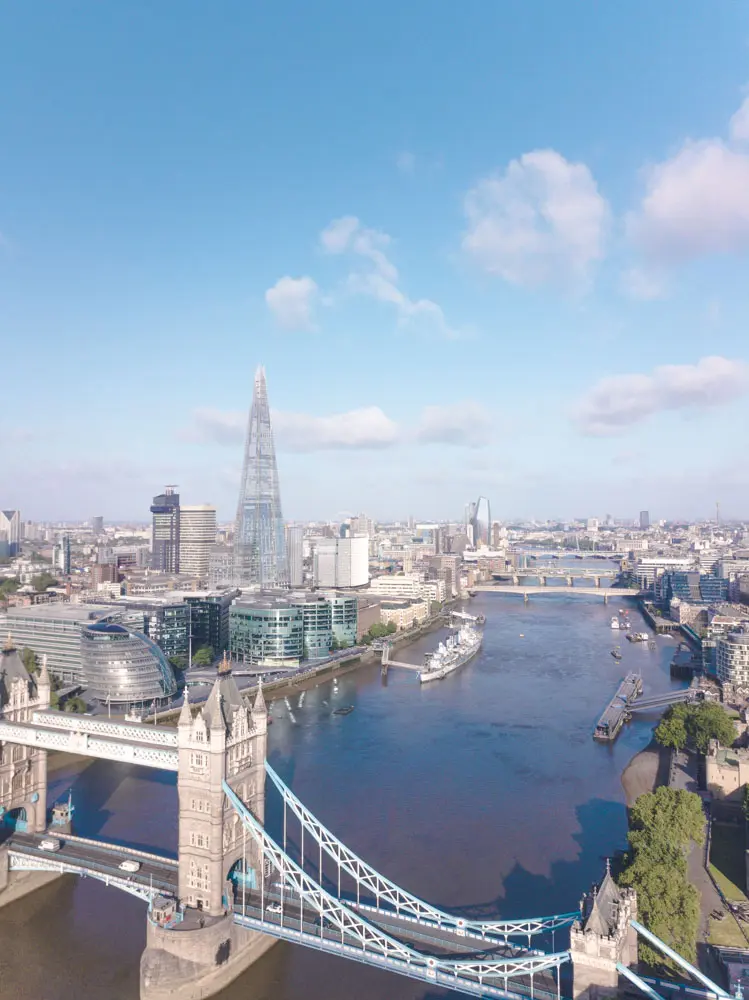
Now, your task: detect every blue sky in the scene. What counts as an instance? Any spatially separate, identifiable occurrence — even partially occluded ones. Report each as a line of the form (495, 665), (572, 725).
(3, 2), (749, 523)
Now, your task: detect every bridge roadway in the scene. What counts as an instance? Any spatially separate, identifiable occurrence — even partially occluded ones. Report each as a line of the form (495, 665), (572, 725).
(6, 832), (178, 899)
(233, 893), (563, 1000)
(472, 585), (624, 598)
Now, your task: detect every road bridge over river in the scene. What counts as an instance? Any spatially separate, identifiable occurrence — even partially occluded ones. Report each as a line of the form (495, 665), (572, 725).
(0, 642), (734, 1000)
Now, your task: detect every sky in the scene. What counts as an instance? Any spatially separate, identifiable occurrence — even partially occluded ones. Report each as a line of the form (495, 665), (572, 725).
(3, 2), (749, 524)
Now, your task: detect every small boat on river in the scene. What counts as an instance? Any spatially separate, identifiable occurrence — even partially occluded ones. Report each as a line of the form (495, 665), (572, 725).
(333, 705), (354, 716)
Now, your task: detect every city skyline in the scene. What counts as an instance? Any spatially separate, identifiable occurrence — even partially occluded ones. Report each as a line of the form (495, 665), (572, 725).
(3, 6), (749, 521)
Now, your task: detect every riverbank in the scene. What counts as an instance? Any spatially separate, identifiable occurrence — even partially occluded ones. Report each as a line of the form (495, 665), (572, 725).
(621, 737), (670, 807)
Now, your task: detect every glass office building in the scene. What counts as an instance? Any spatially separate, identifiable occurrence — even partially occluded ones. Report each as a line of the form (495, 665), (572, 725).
(0, 604), (112, 684)
(81, 621), (177, 706)
(326, 593), (358, 647)
(288, 593), (333, 659)
(229, 596), (304, 667)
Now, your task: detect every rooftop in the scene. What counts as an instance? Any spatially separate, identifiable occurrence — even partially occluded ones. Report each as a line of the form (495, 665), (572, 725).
(3, 604), (111, 623)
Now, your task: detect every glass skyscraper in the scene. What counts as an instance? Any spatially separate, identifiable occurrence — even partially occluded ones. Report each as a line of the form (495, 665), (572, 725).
(234, 367), (288, 589)
(470, 496), (491, 548)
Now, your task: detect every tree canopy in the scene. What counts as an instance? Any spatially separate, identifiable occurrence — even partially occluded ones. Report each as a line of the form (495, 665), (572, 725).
(619, 786), (705, 967)
(21, 647), (39, 675)
(31, 572), (60, 593)
(655, 701), (735, 754)
(192, 646), (214, 667)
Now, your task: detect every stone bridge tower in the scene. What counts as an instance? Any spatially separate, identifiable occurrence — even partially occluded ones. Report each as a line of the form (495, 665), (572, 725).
(175, 654), (267, 913)
(142, 658), (274, 1000)
(0, 637), (51, 834)
(570, 864), (638, 1000)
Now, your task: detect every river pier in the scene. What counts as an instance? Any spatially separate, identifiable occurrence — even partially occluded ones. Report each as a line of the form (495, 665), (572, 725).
(594, 672), (644, 742)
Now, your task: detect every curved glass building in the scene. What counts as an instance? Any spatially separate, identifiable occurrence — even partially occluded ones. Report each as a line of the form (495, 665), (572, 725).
(325, 593), (358, 647)
(229, 596), (304, 667)
(288, 593), (333, 659)
(81, 622), (177, 706)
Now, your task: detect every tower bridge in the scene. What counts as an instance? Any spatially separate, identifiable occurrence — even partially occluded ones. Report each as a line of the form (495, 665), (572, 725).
(0, 637), (734, 1000)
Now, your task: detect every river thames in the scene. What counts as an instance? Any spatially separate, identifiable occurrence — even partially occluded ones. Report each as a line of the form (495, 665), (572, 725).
(0, 572), (686, 1000)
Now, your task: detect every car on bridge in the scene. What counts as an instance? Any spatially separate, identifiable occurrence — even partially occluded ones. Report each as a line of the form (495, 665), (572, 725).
(119, 860), (141, 873)
(39, 837), (61, 852)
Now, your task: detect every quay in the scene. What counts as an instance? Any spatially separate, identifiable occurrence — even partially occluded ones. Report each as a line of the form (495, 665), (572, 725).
(593, 673), (643, 742)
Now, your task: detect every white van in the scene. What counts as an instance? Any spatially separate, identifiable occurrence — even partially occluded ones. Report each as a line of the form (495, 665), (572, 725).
(119, 859), (141, 873)
(39, 838), (61, 852)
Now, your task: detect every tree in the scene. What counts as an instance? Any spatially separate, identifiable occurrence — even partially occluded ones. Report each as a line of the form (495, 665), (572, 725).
(655, 701), (736, 755)
(63, 696), (86, 714)
(192, 646), (214, 667)
(20, 647), (39, 675)
(687, 701), (736, 754)
(169, 654), (188, 671)
(31, 572), (59, 593)
(619, 786), (705, 968)
(0, 577), (20, 599)
(655, 703), (689, 751)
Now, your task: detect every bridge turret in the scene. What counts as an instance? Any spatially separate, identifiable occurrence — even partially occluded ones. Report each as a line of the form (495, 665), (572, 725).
(570, 863), (638, 999)
(37, 655), (51, 710)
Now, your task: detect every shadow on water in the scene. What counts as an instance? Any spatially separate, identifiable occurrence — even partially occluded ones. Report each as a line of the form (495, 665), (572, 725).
(450, 798), (627, 921)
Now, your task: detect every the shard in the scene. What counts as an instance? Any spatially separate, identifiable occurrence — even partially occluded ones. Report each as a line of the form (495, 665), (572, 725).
(233, 367), (288, 589)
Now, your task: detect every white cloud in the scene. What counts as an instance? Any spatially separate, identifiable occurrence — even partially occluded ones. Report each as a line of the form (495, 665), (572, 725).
(729, 94), (749, 143)
(184, 406), (399, 452)
(265, 275), (318, 330)
(627, 140), (749, 261)
(462, 149), (610, 286)
(415, 402), (493, 447)
(620, 267), (668, 301)
(273, 407), (399, 452)
(572, 356), (749, 436)
(320, 215), (458, 336)
(396, 151), (416, 174)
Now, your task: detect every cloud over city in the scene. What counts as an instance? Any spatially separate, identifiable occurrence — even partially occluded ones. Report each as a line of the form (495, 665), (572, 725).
(627, 91), (749, 262)
(572, 356), (749, 436)
(462, 149), (610, 287)
(265, 275), (318, 331)
(183, 400), (496, 452)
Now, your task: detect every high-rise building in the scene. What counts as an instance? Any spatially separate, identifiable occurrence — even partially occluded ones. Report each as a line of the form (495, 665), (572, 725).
(313, 536), (369, 588)
(639, 510), (650, 530)
(92, 516), (104, 535)
(0, 510), (21, 556)
(151, 486), (180, 572)
(178, 504), (217, 578)
(285, 525), (304, 587)
(234, 367), (288, 589)
(471, 497), (491, 548)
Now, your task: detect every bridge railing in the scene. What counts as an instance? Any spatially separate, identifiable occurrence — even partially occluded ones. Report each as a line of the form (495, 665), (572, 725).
(264, 761), (578, 941)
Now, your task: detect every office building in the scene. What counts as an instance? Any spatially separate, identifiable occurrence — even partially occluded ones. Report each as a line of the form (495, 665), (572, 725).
(639, 510), (650, 530)
(470, 497), (491, 548)
(380, 599), (429, 630)
(178, 504), (217, 578)
(151, 486), (180, 572)
(54, 533), (72, 575)
(716, 631), (749, 690)
(234, 367), (288, 588)
(80, 621), (177, 706)
(327, 593), (359, 647)
(289, 593), (333, 658)
(285, 525), (304, 587)
(229, 596), (304, 667)
(92, 516), (104, 535)
(0, 604), (112, 684)
(0, 510), (21, 557)
(208, 544), (234, 589)
(313, 536), (368, 588)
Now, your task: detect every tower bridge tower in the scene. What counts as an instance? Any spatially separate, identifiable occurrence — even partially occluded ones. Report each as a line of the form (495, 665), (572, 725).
(0, 636), (50, 834)
(570, 864), (638, 1000)
(176, 654), (267, 913)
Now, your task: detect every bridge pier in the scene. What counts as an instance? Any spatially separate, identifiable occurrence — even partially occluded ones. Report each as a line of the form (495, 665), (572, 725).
(595, 576), (601, 589)
(141, 910), (275, 1000)
(603, 593), (608, 605)
(566, 576), (573, 586)
(523, 591), (529, 604)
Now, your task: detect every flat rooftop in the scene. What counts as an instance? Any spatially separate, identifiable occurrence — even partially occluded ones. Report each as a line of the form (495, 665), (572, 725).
(3, 604), (111, 622)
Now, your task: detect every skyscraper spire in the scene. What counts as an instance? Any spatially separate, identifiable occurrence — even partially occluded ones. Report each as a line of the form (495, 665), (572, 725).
(234, 366), (288, 589)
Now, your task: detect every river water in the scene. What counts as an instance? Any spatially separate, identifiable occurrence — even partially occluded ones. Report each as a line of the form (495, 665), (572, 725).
(0, 568), (686, 1000)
